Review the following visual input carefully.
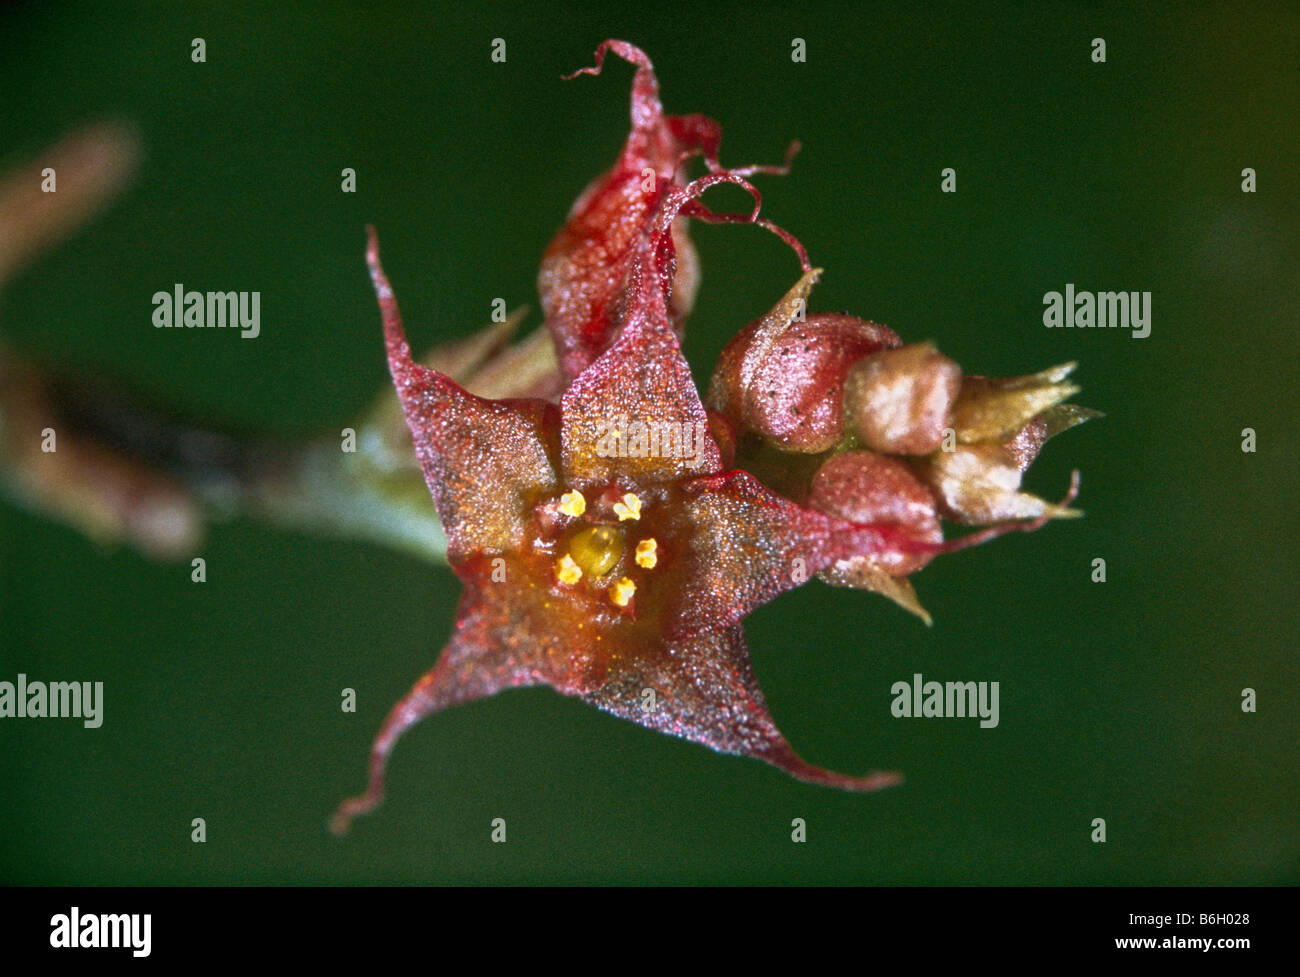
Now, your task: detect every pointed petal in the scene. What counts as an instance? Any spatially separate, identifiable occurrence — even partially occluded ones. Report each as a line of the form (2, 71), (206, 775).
(580, 625), (900, 791)
(707, 268), (823, 420)
(669, 470), (927, 637)
(544, 40), (805, 381)
(367, 227), (560, 560)
(558, 169), (814, 488)
(331, 558), (607, 833)
(330, 583), (538, 833)
(558, 289), (722, 485)
(818, 560), (933, 626)
(1040, 402), (1104, 439)
(542, 41), (720, 381)
(950, 363), (1081, 444)
(557, 173), (732, 485)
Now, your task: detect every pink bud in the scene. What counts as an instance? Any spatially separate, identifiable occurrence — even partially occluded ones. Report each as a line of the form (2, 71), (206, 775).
(709, 271), (899, 453)
(807, 450), (941, 576)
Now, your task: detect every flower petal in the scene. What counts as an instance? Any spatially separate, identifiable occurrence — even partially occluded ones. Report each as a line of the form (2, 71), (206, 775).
(670, 469), (929, 637)
(559, 167), (815, 488)
(581, 624), (901, 792)
(558, 298), (722, 486)
(556, 177), (726, 485)
(331, 556), (606, 833)
(541, 41), (723, 381)
(367, 227), (560, 561)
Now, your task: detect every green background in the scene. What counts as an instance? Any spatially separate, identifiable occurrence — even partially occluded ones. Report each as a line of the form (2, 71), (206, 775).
(1, 1), (1295, 883)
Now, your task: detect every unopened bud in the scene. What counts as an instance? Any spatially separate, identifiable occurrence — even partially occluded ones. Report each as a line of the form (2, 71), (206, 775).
(807, 450), (941, 576)
(843, 343), (962, 455)
(707, 271), (900, 453)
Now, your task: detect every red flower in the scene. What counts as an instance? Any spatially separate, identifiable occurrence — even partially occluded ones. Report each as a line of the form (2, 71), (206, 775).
(333, 42), (1095, 832)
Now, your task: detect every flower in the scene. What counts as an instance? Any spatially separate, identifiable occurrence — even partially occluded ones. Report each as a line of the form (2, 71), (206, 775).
(332, 41), (1096, 832)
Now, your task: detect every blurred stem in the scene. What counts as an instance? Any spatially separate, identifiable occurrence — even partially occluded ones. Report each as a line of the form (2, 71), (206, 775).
(250, 419), (449, 566)
(0, 345), (448, 563)
(0, 315), (562, 564)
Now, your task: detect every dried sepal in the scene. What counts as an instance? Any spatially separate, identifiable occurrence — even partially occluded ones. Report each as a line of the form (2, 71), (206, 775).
(368, 228), (561, 561)
(914, 443), (1082, 525)
(817, 559), (933, 626)
(950, 363), (1082, 444)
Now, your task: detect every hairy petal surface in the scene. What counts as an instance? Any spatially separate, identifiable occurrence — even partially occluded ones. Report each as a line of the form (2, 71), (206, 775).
(540, 41), (723, 381)
(368, 227), (559, 561)
(670, 470), (930, 638)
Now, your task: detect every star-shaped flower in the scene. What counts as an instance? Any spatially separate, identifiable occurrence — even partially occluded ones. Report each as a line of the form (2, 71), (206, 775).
(333, 41), (1094, 832)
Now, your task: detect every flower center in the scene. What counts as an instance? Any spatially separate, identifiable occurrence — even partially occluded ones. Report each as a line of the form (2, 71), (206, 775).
(569, 524), (625, 578)
(546, 488), (662, 612)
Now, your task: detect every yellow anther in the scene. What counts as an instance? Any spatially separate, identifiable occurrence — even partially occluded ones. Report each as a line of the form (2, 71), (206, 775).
(634, 538), (658, 569)
(555, 553), (583, 585)
(558, 490), (586, 517)
(612, 492), (642, 521)
(609, 576), (637, 607)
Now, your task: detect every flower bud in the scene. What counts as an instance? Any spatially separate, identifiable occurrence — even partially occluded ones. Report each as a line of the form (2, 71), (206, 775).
(708, 271), (899, 453)
(842, 343), (961, 455)
(806, 450), (941, 576)
(805, 450), (940, 623)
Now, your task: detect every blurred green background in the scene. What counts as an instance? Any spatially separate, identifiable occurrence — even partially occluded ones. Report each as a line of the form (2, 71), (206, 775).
(1, 1), (1295, 883)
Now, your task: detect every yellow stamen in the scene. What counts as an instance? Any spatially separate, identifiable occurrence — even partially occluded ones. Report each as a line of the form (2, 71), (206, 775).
(634, 538), (658, 569)
(612, 492), (642, 521)
(609, 576), (636, 607)
(555, 553), (583, 585)
(558, 490), (586, 517)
